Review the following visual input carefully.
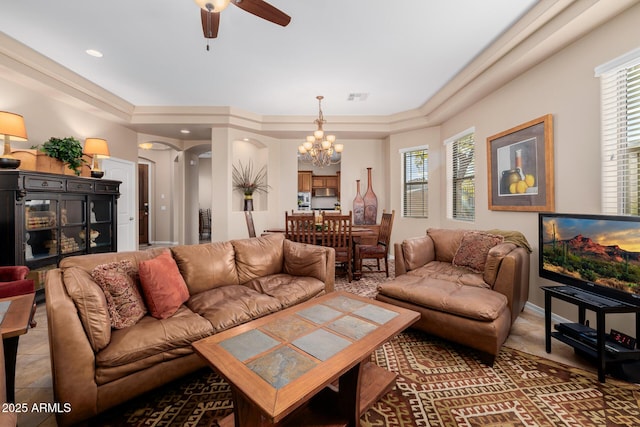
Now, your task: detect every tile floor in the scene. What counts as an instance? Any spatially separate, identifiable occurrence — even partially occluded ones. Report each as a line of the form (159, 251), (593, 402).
(14, 303), (597, 426)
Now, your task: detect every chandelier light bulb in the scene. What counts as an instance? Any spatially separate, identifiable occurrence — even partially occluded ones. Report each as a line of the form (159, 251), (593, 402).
(314, 129), (324, 139)
(326, 134), (336, 143)
(306, 136), (315, 143)
(303, 141), (313, 151)
(298, 145), (307, 154)
(334, 143), (344, 153)
(321, 139), (332, 150)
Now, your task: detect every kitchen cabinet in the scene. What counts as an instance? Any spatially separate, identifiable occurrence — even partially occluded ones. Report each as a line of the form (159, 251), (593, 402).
(298, 171), (312, 192)
(312, 175), (339, 189)
(0, 170), (120, 300)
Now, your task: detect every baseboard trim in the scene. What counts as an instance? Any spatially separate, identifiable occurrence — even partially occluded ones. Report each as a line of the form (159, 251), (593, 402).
(525, 301), (571, 324)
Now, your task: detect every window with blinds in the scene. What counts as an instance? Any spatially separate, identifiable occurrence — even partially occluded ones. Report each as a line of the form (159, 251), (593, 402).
(446, 131), (475, 221)
(402, 147), (428, 218)
(597, 49), (640, 215)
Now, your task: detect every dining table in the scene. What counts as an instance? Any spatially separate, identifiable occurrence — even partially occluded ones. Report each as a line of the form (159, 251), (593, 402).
(263, 226), (379, 280)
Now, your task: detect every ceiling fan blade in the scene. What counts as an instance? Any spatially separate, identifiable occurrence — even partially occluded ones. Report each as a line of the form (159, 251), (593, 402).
(232, 0), (291, 27)
(201, 9), (220, 38)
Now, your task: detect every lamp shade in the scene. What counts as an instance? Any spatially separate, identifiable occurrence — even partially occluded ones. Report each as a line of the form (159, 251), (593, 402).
(84, 138), (110, 157)
(0, 111), (28, 141)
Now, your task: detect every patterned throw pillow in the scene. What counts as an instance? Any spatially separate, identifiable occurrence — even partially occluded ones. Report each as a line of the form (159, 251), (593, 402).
(452, 231), (504, 273)
(92, 260), (147, 329)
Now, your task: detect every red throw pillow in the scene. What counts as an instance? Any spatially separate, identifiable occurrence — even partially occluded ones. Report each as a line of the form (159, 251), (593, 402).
(138, 250), (190, 319)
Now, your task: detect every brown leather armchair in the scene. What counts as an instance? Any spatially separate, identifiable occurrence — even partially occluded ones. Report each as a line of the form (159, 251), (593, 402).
(377, 228), (530, 364)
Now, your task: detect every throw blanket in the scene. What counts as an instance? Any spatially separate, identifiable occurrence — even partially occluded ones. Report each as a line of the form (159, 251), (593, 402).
(487, 229), (532, 253)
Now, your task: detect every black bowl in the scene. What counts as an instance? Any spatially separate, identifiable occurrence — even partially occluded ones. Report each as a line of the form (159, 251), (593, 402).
(0, 157), (21, 169)
(91, 170), (105, 178)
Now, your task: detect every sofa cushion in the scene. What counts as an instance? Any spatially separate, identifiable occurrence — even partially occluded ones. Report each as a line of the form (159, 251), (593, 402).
(63, 267), (111, 352)
(232, 233), (285, 285)
(187, 285), (283, 333)
(245, 273), (325, 308)
(92, 260), (147, 329)
(95, 305), (213, 384)
(283, 239), (328, 282)
(171, 241), (239, 294)
(138, 249), (190, 319)
(453, 231), (504, 273)
(401, 235), (434, 271)
(406, 261), (488, 288)
(60, 247), (167, 273)
(427, 228), (468, 262)
(377, 275), (507, 321)
(484, 242), (517, 286)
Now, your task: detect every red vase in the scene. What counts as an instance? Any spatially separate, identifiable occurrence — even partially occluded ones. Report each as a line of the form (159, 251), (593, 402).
(353, 180), (365, 225)
(363, 167), (378, 225)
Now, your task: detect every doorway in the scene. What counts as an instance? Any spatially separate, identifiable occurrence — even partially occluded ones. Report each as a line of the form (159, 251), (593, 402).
(102, 157), (137, 252)
(138, 163), (149, 245)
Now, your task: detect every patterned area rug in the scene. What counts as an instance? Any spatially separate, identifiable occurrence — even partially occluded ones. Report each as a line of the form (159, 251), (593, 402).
(93, 266), (640, 426)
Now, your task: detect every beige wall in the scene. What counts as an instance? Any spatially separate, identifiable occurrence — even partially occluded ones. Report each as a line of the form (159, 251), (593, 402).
(0, 74), (138, 162)
(388, 3), (640, 332)
(2, 2), (640, 333)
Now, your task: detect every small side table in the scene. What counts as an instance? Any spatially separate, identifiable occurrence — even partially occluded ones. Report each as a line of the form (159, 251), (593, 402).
(0, 293), (36, 403)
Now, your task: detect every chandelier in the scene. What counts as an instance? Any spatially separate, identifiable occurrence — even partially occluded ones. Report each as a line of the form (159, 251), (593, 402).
(298, 96), (344, 167)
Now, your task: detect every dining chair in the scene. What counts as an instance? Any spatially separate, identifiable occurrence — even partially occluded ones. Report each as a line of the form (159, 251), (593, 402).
(245, 211), (256, 238)
(355, 210), (395, 277)
(285, 211), (316, 244)
(321, 211), (353, 282)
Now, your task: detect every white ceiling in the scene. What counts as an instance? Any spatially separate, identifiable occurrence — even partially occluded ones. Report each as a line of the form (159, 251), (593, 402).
(0, 0), (538, 121)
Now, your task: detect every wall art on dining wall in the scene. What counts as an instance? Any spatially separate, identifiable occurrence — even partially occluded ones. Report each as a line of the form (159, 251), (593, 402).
(486, 114), (554, 212)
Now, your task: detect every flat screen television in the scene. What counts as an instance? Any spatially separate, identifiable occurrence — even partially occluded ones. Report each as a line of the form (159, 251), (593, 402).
(539, 212), (640, 306)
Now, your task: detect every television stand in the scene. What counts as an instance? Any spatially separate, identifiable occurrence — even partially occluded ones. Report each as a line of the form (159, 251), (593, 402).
(542, 285), (640, 383)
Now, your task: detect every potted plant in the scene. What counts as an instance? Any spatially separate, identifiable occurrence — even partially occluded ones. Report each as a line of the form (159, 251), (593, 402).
(232, 161), (270, 211)
(40, 136), (85, 175)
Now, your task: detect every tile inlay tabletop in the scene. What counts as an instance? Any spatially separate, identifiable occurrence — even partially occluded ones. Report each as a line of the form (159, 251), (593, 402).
(193, 291), (420, 427)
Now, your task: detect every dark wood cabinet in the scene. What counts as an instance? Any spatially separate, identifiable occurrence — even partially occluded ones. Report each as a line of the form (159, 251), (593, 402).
(0, 170), (120, 299)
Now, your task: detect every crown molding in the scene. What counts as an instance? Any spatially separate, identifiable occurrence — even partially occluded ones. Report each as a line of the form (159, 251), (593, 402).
(1, 0), (637, 139)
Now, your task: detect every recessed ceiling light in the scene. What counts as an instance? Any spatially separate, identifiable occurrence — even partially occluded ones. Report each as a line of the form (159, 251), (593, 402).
(85, 49), (103, 58)
(347, 92), (369, 101)
(180, 129), (191, 134)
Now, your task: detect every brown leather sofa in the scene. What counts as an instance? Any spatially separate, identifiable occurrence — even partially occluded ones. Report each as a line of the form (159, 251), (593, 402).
(45, 233), (334, 426)
(376, 228), (530, 364)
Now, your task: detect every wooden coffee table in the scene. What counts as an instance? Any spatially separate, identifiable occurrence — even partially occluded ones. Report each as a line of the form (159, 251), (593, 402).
(193, 291), (419, 427)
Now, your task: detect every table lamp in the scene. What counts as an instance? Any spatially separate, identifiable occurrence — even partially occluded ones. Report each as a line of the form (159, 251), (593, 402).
(84, 138), (110, 178)
(0, 111), (28, 169)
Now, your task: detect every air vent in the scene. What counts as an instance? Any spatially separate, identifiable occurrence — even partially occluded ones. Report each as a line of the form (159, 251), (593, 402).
(347, 93), (369, 101)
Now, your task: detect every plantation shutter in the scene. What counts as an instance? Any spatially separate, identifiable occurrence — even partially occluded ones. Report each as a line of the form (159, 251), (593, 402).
(402, 148), (428, 218)
(446, 132), (475, 221)
(597, 49), (640, 215)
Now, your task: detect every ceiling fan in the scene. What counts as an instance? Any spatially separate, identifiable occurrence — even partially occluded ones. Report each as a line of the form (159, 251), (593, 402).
(194, 0), (291, 43)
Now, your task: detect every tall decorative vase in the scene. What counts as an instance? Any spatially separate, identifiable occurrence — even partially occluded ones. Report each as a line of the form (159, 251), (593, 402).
(363, 167), (378, 225)
(353, 180), (365, 225)
(243, 194), (253, 211)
